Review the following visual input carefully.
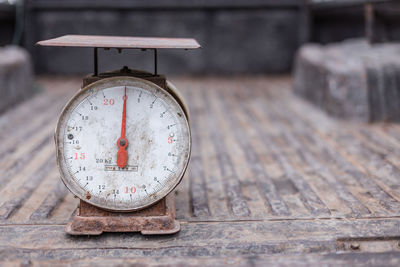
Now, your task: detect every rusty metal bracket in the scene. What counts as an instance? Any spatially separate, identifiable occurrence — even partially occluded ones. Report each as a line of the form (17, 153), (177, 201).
(93, 47), (158, 77)
(93, 47), (98, 76)
(66, 193), (180, 235)
(154, 48), (158, 76)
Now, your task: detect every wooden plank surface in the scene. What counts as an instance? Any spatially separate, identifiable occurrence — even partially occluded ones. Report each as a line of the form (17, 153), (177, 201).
(0, 76), (400, 265)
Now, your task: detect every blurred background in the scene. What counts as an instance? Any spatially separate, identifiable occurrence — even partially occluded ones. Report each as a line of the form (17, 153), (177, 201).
(0, 0), (400, 119)
(0, 0), (398, 75)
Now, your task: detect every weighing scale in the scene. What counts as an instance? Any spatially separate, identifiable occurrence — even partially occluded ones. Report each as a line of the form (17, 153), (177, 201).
(37, 35), (200, 235)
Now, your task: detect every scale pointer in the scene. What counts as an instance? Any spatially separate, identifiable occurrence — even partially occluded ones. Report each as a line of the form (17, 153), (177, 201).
(116, 86), (129, 168)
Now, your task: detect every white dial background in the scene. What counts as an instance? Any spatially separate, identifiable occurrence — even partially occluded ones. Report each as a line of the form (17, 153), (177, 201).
(56, 77), (190, 211)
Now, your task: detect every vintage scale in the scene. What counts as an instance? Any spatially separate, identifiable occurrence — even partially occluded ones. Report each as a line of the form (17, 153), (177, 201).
(37, 35), (200, 235)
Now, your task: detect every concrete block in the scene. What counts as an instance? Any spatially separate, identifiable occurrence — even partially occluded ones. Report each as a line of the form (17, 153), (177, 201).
(0, 45), (35, 113)
(293, 39), (400, 122)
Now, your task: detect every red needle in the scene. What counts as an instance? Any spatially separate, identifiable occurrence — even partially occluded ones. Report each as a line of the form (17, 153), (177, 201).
(117, 86), (128, 168)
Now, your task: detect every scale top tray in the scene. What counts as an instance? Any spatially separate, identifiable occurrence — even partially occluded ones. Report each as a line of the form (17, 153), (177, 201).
(36, 35), (201, 49)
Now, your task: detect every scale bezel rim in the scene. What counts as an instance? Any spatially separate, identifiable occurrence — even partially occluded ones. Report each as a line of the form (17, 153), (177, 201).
(54, 76), (191, 212)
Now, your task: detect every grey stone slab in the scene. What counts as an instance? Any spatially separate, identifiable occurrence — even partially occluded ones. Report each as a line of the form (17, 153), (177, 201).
(0, 45), (35, 114)
(293, 39), (400, 122)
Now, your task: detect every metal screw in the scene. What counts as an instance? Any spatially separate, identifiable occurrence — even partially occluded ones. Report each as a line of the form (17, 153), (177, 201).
(119, 139), (126, 146)
(68, 134), (74, 140)
(350, 243), (360, 250)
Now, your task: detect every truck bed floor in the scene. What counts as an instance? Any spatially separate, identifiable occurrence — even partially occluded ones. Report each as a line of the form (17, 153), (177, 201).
(0, 76), (399, 266)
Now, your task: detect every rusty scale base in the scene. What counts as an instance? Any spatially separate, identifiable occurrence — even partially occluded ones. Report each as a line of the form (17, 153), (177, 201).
(66, 194), (179, 235)
(66, 68), (181, 235)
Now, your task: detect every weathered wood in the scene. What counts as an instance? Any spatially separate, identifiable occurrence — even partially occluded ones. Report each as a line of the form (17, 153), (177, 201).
(0, 156), (55, 220)
(0, 134), (53, 192)
(0, 218), (399, 257)
(186, 85), (231, 219)
(235, 93), (330, 217)
(2, 252), (400, 267)
(29, 181), (68, 221)
(277, 88), (400, 216)
(213, 88), (290, 216)
(255, 96), (372, 217)
(200, 90), (250, 217)
(186, 89), (211, 218)
(1, 76), (400, 264)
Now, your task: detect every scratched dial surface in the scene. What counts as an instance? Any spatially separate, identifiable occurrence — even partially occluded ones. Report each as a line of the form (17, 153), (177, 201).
(56, 77), (191, 211)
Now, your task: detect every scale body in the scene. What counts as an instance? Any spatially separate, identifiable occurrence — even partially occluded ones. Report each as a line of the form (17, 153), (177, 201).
(37, 35), (200, 235)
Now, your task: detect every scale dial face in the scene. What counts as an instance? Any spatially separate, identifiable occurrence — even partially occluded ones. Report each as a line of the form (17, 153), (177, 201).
(55, 77), (191, 211)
